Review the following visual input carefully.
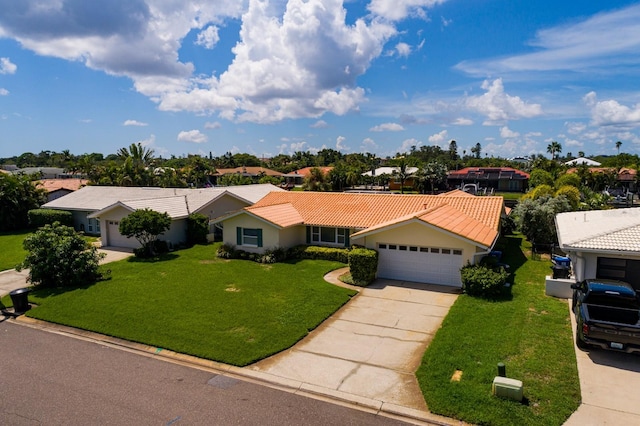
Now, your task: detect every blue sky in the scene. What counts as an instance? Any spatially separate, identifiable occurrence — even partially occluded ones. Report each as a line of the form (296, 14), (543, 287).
(1, 0), (640, 160)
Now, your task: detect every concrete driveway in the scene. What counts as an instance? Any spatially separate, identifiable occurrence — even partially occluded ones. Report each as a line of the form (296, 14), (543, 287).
(565, 301), (640, 425)
(249, 278), (459, 416)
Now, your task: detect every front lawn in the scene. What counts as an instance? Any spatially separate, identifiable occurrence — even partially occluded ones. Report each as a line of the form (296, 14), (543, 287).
(417, 235), (581, 425)
(0, 229), (30, 271)
(26, 244), (355, 366)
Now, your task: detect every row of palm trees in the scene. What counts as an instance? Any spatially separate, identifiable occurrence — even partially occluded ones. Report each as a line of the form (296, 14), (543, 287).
(546, 140), (623, 160)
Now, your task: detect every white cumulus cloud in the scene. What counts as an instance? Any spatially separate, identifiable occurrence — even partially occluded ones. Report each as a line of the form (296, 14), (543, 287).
(177, 129), (208, 143)
(204, 121), (221, 129)
(336, 136), (349, 151)
(195, 25), (220, 49)
(123, 119), (148, 126)
(428, 129), (448, 143)
(370, 122), (405, 132)
(310, 120), (329, 129)
(367, 0), (447, 22)
(0, 57), (17, 74)
(465, 78), (543, 125)
(0, 88), (8, 96)
(452, 117), (473, 126)
(583, 91), (640, 127)
(500, 126), (520, 138)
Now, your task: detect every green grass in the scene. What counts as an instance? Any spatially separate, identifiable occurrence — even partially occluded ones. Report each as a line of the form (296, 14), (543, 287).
(495, 191), (524, 201)
(0, 229), (30, 271)
(25, 244), (356, 366)
(417, 235), (580, 425)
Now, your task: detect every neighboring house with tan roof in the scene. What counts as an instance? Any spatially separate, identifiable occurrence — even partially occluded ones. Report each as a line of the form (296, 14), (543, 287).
(42, 184), (283, 248)
(556, 208), (640, 291)
(213, 166), (283, 185)
(214, 191), (504, 287)
(37, 178), (88, 202)
(282, 166), (333, 187)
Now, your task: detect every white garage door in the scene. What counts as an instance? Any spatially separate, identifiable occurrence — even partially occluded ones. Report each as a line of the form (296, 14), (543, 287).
(377, 243), (463, 287)
(106, 220), (138, 249)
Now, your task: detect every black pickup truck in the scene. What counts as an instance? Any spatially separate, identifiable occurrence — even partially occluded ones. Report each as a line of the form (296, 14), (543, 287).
(571, 279), (640, 353)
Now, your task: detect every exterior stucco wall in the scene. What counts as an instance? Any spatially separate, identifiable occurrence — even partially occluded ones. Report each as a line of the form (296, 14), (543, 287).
(352, 222), (481, 266)
(200, 195), (250, 235)
(222, 215), (281, 254)
(70, 210), (100, 235)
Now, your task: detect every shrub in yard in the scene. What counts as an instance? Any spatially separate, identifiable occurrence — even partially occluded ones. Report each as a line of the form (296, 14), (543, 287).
(259, 247), (287, 264)
(119, 208), (171, 257)
(217, 243), (237, 259)
(348, 247), (378, 286)
(186, 213), (209, 245)
(460, 263), (509, 297)
(16, 222), (105, 288)
(28, 209), (73, 228)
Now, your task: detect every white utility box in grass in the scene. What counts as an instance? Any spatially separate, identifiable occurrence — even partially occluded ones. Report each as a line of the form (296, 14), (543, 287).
(492, 376), (523, 401)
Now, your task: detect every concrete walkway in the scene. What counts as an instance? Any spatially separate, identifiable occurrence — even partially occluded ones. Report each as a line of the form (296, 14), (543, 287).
(564, 300), (640, 425)
(0, 247), (133, 298)
(249, 273), (459, 420)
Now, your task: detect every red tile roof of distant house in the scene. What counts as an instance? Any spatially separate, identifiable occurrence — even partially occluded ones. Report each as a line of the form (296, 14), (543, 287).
(566, 167), (636, 181)
(284, 166), (333, 177)
(37, 178), (88, 193)
(448, 167), (530, 180)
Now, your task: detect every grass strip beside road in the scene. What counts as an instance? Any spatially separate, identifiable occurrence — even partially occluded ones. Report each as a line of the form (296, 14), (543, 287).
(417, 235), (581, 426)
(26, 244), (355, 366)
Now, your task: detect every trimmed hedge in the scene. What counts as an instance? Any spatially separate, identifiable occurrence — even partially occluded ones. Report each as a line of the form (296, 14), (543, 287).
(28, 209), (73, 228)
(288, 245), (349, 264)
(348, 247), (378, 286)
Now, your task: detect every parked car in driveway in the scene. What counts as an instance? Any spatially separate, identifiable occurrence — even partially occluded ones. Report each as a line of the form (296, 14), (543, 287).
(572, 279), (640, 353)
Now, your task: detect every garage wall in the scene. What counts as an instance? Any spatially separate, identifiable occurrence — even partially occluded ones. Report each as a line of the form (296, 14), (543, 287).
(97, 206), (188, 249)
(355, 222), (480, 266)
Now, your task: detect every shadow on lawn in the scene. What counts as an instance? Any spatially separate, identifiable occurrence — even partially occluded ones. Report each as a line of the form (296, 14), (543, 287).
(476, 234), (529, 303)
(126, 253), (180, 263)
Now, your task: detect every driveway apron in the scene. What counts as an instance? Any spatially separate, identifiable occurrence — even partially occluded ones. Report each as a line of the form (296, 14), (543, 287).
(250, 278), (459, 412)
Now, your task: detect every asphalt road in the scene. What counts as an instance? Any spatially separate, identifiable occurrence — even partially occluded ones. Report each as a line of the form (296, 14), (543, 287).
(0, 320), (410, 426)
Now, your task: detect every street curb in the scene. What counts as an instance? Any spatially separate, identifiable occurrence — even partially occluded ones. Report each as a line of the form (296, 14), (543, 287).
(12, 315), (460, 426)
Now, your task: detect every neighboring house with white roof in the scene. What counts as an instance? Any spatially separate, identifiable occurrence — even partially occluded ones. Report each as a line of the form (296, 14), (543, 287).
(42, 184), (283, 248)
(362, 166), (420, 191)
(213, 191), (504, 287)
(564, 157), (601, 167)
(556, 208), (640, 291)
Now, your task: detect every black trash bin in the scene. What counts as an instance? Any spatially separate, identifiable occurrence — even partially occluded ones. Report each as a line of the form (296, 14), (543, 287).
(551, 264), (569, 279)
(9, 288), (31, 313)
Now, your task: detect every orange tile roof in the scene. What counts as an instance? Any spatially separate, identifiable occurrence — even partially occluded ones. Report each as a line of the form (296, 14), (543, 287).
(36, 178), (88, 193)
(247, 203), (304, 228)
(440, 189), (476, 197)
(247, 191), (503, 246)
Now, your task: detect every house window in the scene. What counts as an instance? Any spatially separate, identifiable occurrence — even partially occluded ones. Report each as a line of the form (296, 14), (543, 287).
(310, 226), (348, 245)
(236, 227), (263, 247)
(453, 249), (463, 255)
(378, 243), (387, 249)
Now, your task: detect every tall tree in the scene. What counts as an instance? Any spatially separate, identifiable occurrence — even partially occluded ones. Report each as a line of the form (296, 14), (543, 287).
(0, 173), (47, 231)
(470, 143), (482, 159)
(546, 141), (562, 160)
(616, 140), (622, 155)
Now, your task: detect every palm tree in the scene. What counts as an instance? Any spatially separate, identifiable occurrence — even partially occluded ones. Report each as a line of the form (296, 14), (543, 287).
(470, 143), (482, 159)
(616, 141), (622, 155)
(546, 141), (562, 160)
(117, 143), (155, 167)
